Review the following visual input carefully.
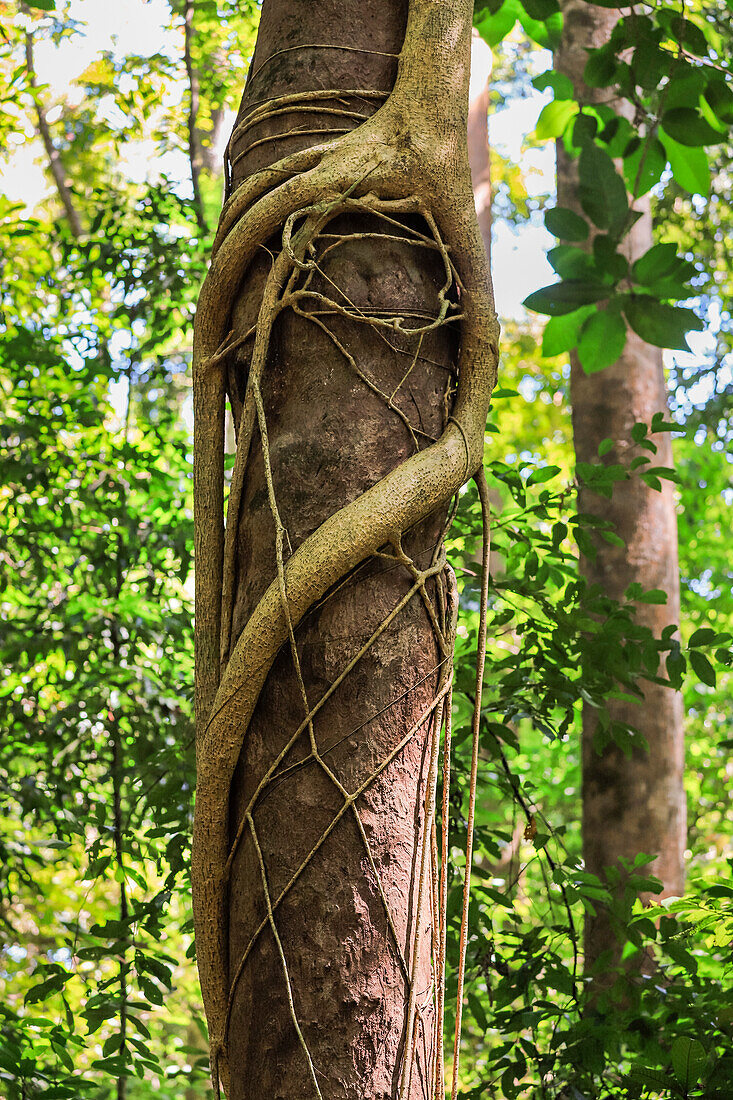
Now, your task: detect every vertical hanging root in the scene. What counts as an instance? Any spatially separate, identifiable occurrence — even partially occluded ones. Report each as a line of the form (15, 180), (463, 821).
(451, 469), (491, 1100)
(192, 0), (500, 1094)
(248, 813), (324, 1099)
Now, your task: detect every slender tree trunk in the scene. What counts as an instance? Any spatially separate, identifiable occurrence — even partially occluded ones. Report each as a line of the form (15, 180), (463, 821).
(468, 30), (492, 264)
(183, 2), (229, 228)
(202, 105), (227, 175)
(191, 0), (498, 1095)
(555, 0), (686, 974)
(183, 0), (208, 232)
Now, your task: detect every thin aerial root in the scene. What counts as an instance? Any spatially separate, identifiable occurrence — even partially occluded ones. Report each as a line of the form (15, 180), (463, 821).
(248, 813), (324, 1099)
(224, 684), (452, 1043)
(231, 104), (372, 145)
(350, 804), (411, 982)
(231, 126), (354, 168)
(224, 565), (446, 881)
(435, 681), (452, 1100)
(390, 331), (425, 403)
(292, 305), (424, 451)
(236, 87), (387, 117)
(247, 43), (399, 88)
(399, 692), (445, 1100)
(450, 470), (491, 1100)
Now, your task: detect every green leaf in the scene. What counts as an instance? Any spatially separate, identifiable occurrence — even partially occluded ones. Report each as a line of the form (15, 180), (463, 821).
(533, 71), (573, 99)
(637, 589), (668, 605)
(660, 107), (726, 147)
(519, 8), (562, 48)
(578, 143), (628, 234)
(643, 465), (681, 484)
(631, 243), (680, 285)
(25, 0), (56, 8)
(622, 137), (666, 198)
(602, 115), (634, 158)
(624, 296), (704, 350)
(689, 651), (716, 687)
(593, 235), (628, 279)
(577, 310), (627, 373)
(584, 46), (617, 88)
(668, 16), (710, 57)
(666, 642), (686, 687)
(527, 465), (561, 486)
(475, 0), (518, 46)
(536, 99), (579, 140)
(542, 306), (595, 355)
(631, 41), (673, 94)
(671, 1037), (707, 1090)
(598, 438), (614, 457)
(544, 206), (589, 241)
(103, 1033), (122, 1057)
(521, 0), (560, 20)
(688, 627), (717, 647)
(706, 884), (733, 898)
(703, 80), (733, 126)
(572, 111), (598, 148)
(468, 990), (490, 1031)
(525, 281), (610, 316)
(659, 129), (710, 196)
(547, 244), (597, 279)
(650, 411), (680, 433)
(25, 974), (68, 1004)
(659, 68), (707, 112)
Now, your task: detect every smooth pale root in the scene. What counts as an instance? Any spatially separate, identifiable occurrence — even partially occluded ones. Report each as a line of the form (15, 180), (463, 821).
(191, 0), (500, 1089)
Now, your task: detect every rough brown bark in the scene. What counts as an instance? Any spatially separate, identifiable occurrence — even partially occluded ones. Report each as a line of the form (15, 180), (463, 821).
(225, 8), (451, 1097)
(191, 0), (498, 1096)
(555, 0), (686, 973)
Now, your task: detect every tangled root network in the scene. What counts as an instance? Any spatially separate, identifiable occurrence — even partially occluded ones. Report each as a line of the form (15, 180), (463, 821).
(192, 0), (500, 1095)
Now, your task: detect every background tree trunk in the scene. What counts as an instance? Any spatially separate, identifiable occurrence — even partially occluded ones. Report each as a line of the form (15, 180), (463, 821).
(555, 0), (686, 975)
(468, 30), (492, 264)
(221, 2), (457, 1095)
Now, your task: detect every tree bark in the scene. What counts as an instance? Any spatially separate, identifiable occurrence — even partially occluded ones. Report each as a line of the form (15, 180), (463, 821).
(192, 0), (498, 1096)
(555, 0), (686, 974)
(225, 9), (451, 1096)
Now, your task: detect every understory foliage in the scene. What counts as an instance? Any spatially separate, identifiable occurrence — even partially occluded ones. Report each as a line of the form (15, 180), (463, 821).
(0, 0), (731, 1098)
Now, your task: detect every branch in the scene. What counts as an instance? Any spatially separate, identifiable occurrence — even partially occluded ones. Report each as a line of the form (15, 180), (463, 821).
(23, 22), (82, 238)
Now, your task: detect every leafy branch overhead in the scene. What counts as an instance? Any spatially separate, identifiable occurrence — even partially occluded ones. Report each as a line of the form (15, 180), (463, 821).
(474, 0), (730, 370)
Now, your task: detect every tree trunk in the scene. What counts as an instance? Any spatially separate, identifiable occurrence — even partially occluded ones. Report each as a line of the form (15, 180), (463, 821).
(225, 8), (450, 1091)
(191, 1), (498, 1097)
(184, 2), (229, 228)
(184, 0), (208, 232)
(468, 30), (492, 264)
(555, 0), (686, 974)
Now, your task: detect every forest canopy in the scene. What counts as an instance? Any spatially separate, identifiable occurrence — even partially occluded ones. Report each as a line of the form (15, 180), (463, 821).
(0, 0), (731, 1097)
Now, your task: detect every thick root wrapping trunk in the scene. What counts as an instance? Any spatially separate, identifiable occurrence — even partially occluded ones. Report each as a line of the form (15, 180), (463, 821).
(191, 0), (499, 1094)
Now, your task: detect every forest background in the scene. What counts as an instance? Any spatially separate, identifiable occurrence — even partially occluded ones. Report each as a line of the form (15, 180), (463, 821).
(0, 0), (731, 1097)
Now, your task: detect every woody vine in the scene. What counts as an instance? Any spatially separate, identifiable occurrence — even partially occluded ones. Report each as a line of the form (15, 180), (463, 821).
(191, 0), (500, 1095)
